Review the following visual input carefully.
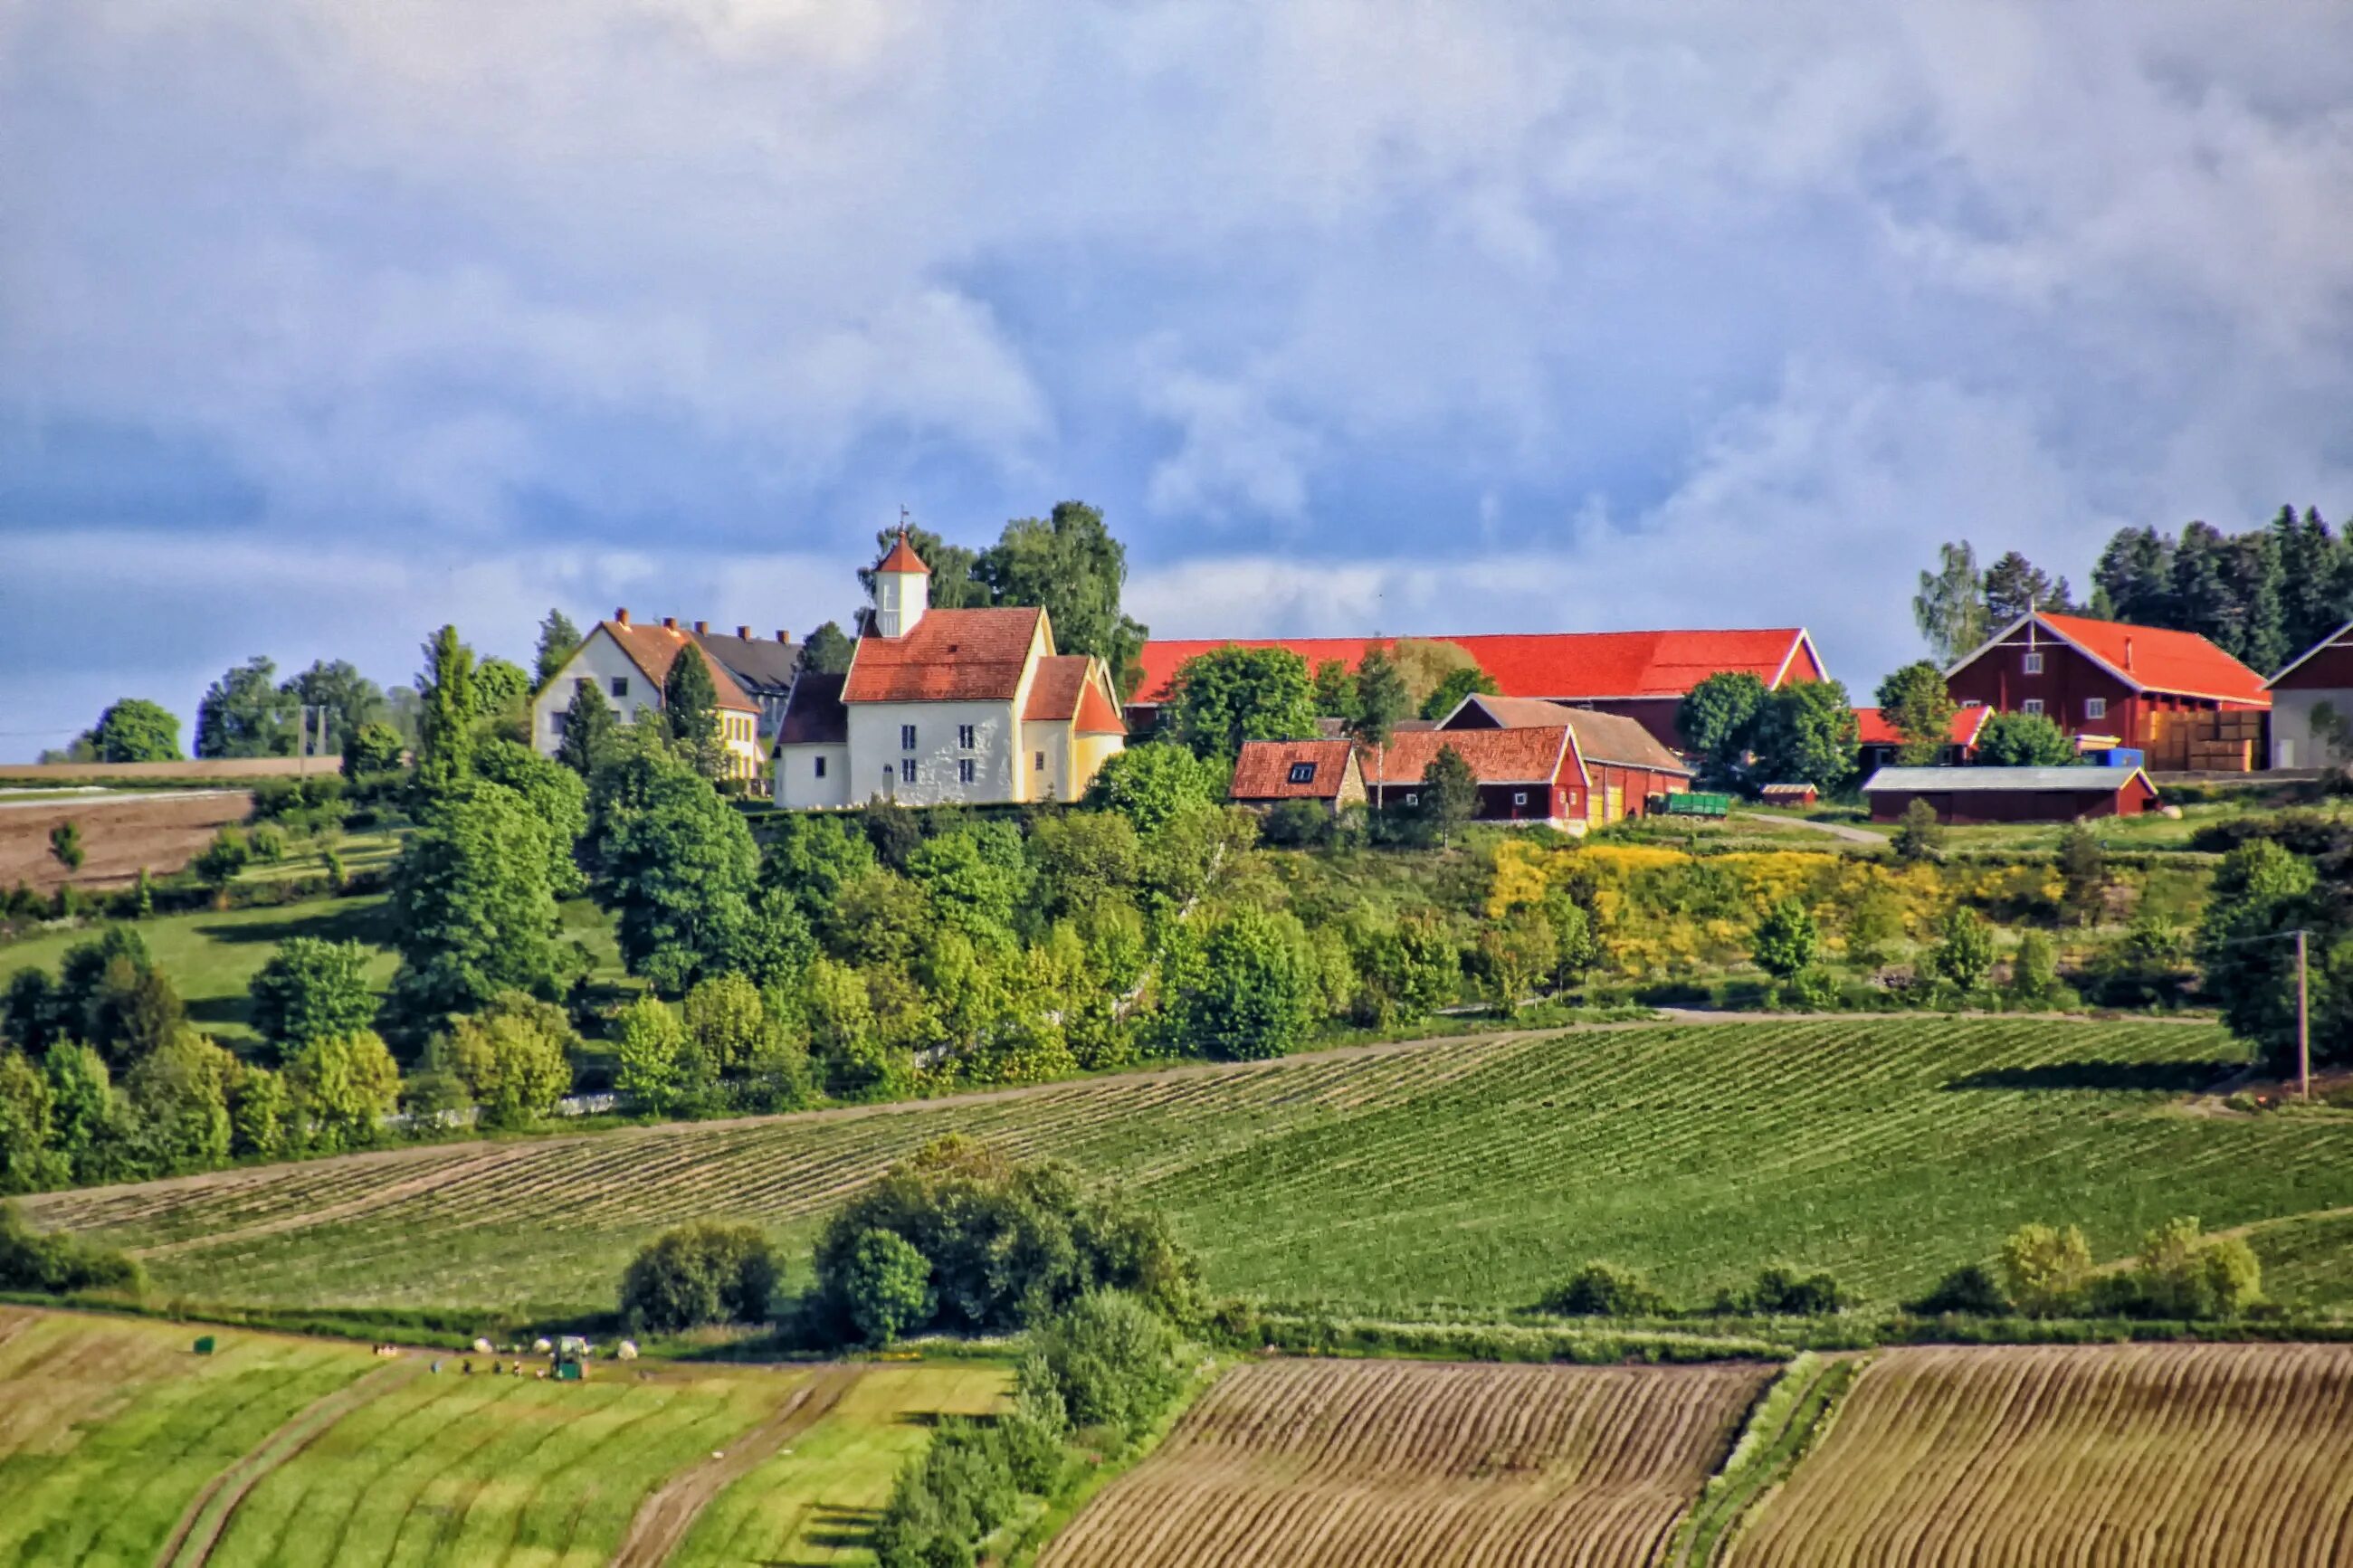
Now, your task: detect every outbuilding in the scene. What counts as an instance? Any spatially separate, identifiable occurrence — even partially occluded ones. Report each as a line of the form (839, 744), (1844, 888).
(2266, 620), (2353, 771)
(1228, 738), (1366, 813)
(1861, 765), (2159, 824)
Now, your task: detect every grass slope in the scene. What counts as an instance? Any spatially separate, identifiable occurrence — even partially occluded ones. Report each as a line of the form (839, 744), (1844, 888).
(0, 1308), (374, 1566)
(33, 1018), (2353, 1317)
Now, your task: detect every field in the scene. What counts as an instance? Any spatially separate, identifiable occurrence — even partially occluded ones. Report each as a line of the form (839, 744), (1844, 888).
(1040, 1358), (1770, 1567)
(28, 1017), (2353, 1318)
(1729, 1344), (2353, 1566)
(0, 790), (255, 891)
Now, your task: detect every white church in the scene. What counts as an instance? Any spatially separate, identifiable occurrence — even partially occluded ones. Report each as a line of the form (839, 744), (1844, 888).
(772, 534), (1128, 808)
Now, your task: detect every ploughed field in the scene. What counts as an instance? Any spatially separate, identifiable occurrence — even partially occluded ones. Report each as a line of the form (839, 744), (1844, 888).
(29, 1019), (2353, 1316)
(1041, 1358), (1770, 1568)
(0, 1307), (1004, 1568)
(1730, 1344), (2353, 1567)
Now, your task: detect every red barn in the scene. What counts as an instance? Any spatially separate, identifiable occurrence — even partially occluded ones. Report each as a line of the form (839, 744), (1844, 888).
(1862, 765), (2159, 824)
(2266, 620), (2353, 770)
(1358, 697), (1693, 830)
(1129, 628), (1823, 753)
(1853, 705), (1989, 772)
(1943, 613), (2270, 770)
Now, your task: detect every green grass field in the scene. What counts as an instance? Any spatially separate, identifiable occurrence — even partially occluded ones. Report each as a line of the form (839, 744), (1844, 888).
(0, 1307), (375, 1566)
(30, 1018), (2353, 1317)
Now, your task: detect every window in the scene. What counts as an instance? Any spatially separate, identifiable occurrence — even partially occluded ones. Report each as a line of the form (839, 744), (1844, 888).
(900, 724), (918, 750)
(1034, 751), (1045, 771)
(814, 755), (827, 778)
(1287, 761), (1318, 784)
(957, 724), (976, 749)
(2023, 651), (2045, 674)
(900, 758), (917, 784)
(1512, 791), (1528, 806)
(1960, 698), (1984, 708)
(958, 758), (976, 784)
(2084, 698), (2108, 721)
(610, 676), (628, 698)
(548, 712), (567, 736)
(1404, 792), (1419, 806)
(2022, 698), (2045, 716)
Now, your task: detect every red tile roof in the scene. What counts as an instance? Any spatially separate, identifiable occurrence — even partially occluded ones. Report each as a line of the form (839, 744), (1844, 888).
(843, 607), (1043, 704)
(1443, 695), (1691, 774)
(776, 671), (848, 745)
(1966, 614), (2271, 706)
(1231, 738), (1358, 800)
(1023, 656), (1090, 720)
(1358, 727), (1571, 786)
(604, 622), (758, 711)
(875, 532), (929, 575)
(1853, 706), (1988, 747)
(1131, 629), (1818, 707)
(1074, 680), (1126, 736)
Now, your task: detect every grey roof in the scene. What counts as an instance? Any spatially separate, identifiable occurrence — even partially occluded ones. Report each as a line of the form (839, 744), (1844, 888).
(1862, 765), (2149, 794)
(776, 671), (848, 746)
(692, 631), (801, 694)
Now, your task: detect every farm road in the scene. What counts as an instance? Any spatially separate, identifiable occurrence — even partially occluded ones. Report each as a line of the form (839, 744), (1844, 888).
(0, 789), (245, 811)
(1744, 811), (1887, 845)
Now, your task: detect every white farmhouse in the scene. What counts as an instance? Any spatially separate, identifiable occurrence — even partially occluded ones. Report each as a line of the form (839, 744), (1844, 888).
(531, 612), (766, 781)
(773, 534), (1126, 808)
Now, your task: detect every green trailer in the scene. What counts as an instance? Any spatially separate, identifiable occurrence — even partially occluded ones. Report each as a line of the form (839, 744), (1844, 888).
(1659, 792), (1732, 819)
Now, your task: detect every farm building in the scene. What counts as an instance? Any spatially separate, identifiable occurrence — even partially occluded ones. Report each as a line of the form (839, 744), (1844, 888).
(1358, 698), (1693, 829)
(1853, 705), (1989, 772)
(2266, 620), (2353, 771)
(1943, 613), (2270, 770)
(1759, 783), (1819, 806)
(1861, 765), (2159, 824)
(1228, 738), (1366, 813)
(1128, 628), (1824, 751)
(532, 612), (767, 781)
(1434, 692), (1694, 824)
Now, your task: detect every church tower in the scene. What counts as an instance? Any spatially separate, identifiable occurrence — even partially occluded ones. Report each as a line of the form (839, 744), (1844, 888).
(872, 530), (929, 638)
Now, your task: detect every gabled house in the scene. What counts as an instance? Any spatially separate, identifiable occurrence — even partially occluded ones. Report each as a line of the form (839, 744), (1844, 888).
(1229, 738), (1366, 813)
(1943, 613), (2271, 771)
(531, 611), (765, 780)
(1434, 692), (1694, 825)
(690, 624), (801, 744)
(773, 535), (1126, 808)
(1354, 694), (1694, 832)
(1853, 706), (1990, 773)
(1129, 628), (1824, 752)
(2266, 621), (2353, 770)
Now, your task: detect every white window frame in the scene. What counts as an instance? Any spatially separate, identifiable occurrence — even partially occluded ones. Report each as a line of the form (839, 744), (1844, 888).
(2083, 698), (2107, 721)
(2023, 651), (2045, 674)
(1960, 698), (1984, 708)
(1512, 791), (1528, 806)
(1404, 792), (1419, 806)
(2022, 698), (2045, 717)
(1288, 761), (1318, 784)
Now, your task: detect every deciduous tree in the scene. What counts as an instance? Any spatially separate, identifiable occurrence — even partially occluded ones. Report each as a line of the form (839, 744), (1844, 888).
(1417, 745), (1481, 849)
(534, 608), (583, 685)
(1874, 661), (1958, 766)
(1677, 671), (1768, 784)
(414, 626), (477, 790)
(800, 621), (855, 675)
(1167, 645), (1318, 763)
(85, 699), (184, 763)
(283, 1030), (401, 1153)
(555, 679), (617, 775)
(1750, 680), (1859, 794)
(195, 657), (300, 758)
(1974, 711), (2078, 766)
(390, 780), (569, 1018)
(1913, 541), (1990, 663)
(249, 937), (379, 1052)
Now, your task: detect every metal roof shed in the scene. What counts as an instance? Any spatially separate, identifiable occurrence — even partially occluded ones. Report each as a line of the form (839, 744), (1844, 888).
(1860, 765), (2159, 824)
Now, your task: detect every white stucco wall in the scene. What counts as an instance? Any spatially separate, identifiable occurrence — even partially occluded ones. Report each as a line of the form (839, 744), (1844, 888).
(2271, 689), (2353, 769)
(1020, 719), (1071, 802)
(529, 627), (665, 757)
(775, 743), (853, 807)
(845, 698), (1022, 804)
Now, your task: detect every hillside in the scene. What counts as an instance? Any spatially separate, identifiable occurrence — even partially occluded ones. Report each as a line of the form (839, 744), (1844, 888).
(28, 1017), (2353, 1317)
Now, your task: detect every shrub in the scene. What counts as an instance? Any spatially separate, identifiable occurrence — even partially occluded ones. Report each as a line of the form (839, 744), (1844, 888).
(1998, 1222), (2092, 1316)
(249, 937), (380, 1053)
(619, 1221), (779, 1332)
(282, 1030), (402, 1153)
(838, 1227), (936, 1346)
(1929, 906), (1996, 992)
(441, 991), (576, 1128)
(2129, 1216), (2262, 1320)
(1891, 798), (1945, 863)
(1020, 1290), (1186, 1438)
(1906, 1263), (2010, 1316)
(1749, 897), (1819, 981)
(0, 1201), (145, 1296)
(1260, 798), (1336, 849)
(193, 828), (251, 887)
(1720, 1265), (1848, 1316)
(1541, 1261), (1669, 1317)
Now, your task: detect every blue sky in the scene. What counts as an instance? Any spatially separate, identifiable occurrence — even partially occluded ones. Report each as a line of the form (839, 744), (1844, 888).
(5, 1), (2352, 757)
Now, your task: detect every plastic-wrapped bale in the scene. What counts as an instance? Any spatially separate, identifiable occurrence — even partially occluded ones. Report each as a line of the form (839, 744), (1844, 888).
(616, 1340), (640, 1362)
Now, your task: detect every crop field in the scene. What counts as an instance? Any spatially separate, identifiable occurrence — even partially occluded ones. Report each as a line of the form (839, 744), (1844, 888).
(1729, 1344), (2353, 1566)
(0, 789), (257, 891)
(0, 1307), (375, 1566)
(1041, 1358), (1769, 1567)
(27, 1018), (2353, 1316)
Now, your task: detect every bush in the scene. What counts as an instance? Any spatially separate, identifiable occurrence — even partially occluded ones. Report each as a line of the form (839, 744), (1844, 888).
(1906, 1263), (2010, 1316)
(0, 1201), (145, 1297)
(1891, 798), (1945, 864)
(838, 1227), (936, 1346)
(1542, 1261), (1669, 1316)
(1928, 907), (1996, 992)
(1720, 1265), (1848, 1316)
(441, 992), (576, 1128)
(618, 1221), (779, 1332)
(249, 937), (380, 1053)
(2128, 1216), (2262, 1320)
(1260, 800), (1336, 849)
(1999, 1222), (2092, 1316)
(1020, 1290), (1186, 1438)
(1749, 897), (1819, 982)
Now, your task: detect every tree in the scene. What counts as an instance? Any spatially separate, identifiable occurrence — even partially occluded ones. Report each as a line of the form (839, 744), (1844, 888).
(195, 657), (300, 758)
(1974, 711), (2078, 766)
(1310, 659), (1358, 724)
(1420, 662), (1500, 722)
(414, 625), (477, 791)
(249, 938), (379, 1052)
(1474, 908), (1557, 1012)
(0, 1050), (65, 1194)
(800, 621), (855, 676)
(1914, 541), (1990, 663)
(2057, 822), (2109, 927)
(1999, 1221), (2092, 1316)
(858, 524), (985, 606)
(2132, 1216), (2262, 1319)
(1349, 647), (1412, 750)
(48, 822), (83, 873)
(1417, 746), (1481, 849)
(2091, 526), (2173, 626)
(471, 658), (533, 738)
(590, 746), (763, 994)
(2275, 507), (2346, 660)
(1542, 1262), (1669, 1317)
(192, 827), (249, 888)
(1929, 906), (1997, 992)
(85, 699), (183, 764)
(121, 1030), (235, 1174)
(1021, 1290), (1184, 1436)
(283, 660), (386, 755)
(1677, 671), (1769, 784)
(1385, 640), (1479, 711)
(340, 721), (406, 778)
(443, 993), (575, 1127)
(619, 1221), (778, 1332)
(836, 1228), (936, 1345)
(43, 1044), (113, 1183)
(2168, 521), (2235, 650)
(1750, 680), (1859, 794)
(1982, 551), (2068, 623)
(2011, 930), (2063, 1005)
(1874, 661), (1958, 766)
(1750, 897), (1820, 982)
(2196, 840), (2329, 1069)
(1167, 645), (1319, 762)
(534, 608), (583, 685)
(83, 955), (186, 1067)
(1173, 906), (1315, 1061)
(390, 781), (569, 1019)
(475, 739), (589, 897)
(281, 1030), (401, 1153)
(1081, 743), (1224, 836)
(555, 680), (618, 775)
(614, 997), (693, 1116)
(662, 647), (727, 779)
(972, 501), (1150, 690)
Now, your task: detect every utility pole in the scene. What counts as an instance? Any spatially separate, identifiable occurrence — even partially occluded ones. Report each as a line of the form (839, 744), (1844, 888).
(2297, 927), (2311, 1103)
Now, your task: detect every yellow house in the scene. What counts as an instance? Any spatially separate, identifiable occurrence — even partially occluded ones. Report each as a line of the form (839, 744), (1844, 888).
(532, 611), (766, 782)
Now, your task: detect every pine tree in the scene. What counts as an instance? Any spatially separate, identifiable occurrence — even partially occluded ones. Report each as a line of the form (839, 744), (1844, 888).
(2092, 526), (2173, 625)
(414, 625), (476, 793)
(2167, 522), (2234, 646)
(2276, 506), (2345, 659)
(2224, 530), (2287, 673)
(1982, 552), (2056, 625)
(534, 609), (583, 685)
(557, 679), (618, 775)
(662, 647), (725, 780)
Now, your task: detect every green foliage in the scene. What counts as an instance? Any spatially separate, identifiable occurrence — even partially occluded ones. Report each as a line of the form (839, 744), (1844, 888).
(1349, 647), (1413, 746)
(2009, 930), (2063, 1006)
(475, 738), (589, 897)
(1913, 539), (1990, 664)
(1027, 812), (1141, 914)
(534, 607), (583, 685)
(2196, 839), (2338, 1069)
(414, 625), (477, 790)
(589, 742), (765, 995)
(1929, 906), (1997, 992)
(1719, 1265), (1849, 1316)
(613, 996), (691, 1116)
(1171, 905), (1314, 1060)
(391, 780), (569, 1018)
(1905, 1262), (2010, 1316)
(194, 827), (251, 887)
(662, 645), (727, 779)
(1677, 671), (1769, 784)
(1416, 745), (1481, 848)
(87, 698), (185, 763)
(1260, 798), (1336, 849)
(1167, 645), (1319, 762)
(250, 937), (379, 1053)
(282, 1030), (401, 1154)
(1749, 897), (1819, 982)
(554, 679), (618, 775)
(813, 1136), (1199, 1338)
(1873, 661), (1958, 765)
(837, 1227), (936, 1345)
(1081, 742), (1224, 835)
(618, 1221), (778, 1332)
(340, 720), (406, 778)
(0, 1201), (144, 1296)
(43, 1044), (113, 1183)
(799, 621), (855, 675)
(0, 1050), (65, 1193)
(1542, 1261), (1668, 1316)
(285, 659), (388, 755)
(1018, 1289), (1184, 1437)
(443, 992), (576, 1127)
(1975, 710), (2079, 766)
(872, 1417), (1023, 1568)
(1998, 1222), (2093, 1316)
(762, 813), (879, 918)
(1891, 797), (1946, 864)
(1750, 679), (1860, 794)
(195, 656), (300, 759)
(229, 1065), (288, 1159)
(1342, 910), (1461, 1025)
(48, 821), (84, 872)
(120, 1030), (236, 1174)
(2056, 822), (2109, 927)
(1474, 906), (1556, 1012)
(2129, 1215), (2262, 1320)
(1419, 661), (1500, 722)
(971, 500), (1149, 689)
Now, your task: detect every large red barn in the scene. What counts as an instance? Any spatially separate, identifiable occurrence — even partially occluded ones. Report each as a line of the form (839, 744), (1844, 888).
(1943, 613), (2269, 769)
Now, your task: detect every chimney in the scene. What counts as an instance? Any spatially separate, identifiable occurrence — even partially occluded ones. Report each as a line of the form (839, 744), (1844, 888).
(614, 607), (630, 625)
(2125, 638), (2135, 670)
(737, 625), (751, 640)
(662, 616), (678, 631)
(775, 629), (789, 643)
(694, 619), (709, 634)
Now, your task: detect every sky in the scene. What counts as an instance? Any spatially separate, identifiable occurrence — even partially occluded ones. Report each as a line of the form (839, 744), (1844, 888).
(5, 0), (2352, 757)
